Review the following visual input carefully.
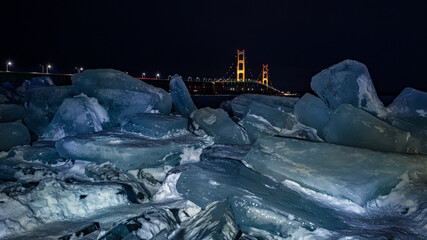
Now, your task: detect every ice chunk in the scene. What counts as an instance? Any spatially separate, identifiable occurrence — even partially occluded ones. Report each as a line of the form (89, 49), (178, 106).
(190, 107), (251, 144)
(294, 93), (331, 138)
(169, 74), (197, 117)
(121, 113), (189, 138)
(323, 104), (423, 154)
(16, 76), (55, 96)
(176, 153), (347, 237)
(0, 104), (26, 122)
(387, 88), (427, 136)
(0, 86), (23, 104)
(238, 101), (297, 141)
(72, 69), (172, 114)
(22, 141), (61, 164)
(311, 60), (387, 117)
(24, 86), (79, 136)
(176, 198), (239, 240)
(231, 94), (298, 118)
(55, 130), (205, 170)
(43, 95), (109, 140)
(0, 122), (30, 151)
(243, 136), (427, 205)
(91, 88), (159, 124)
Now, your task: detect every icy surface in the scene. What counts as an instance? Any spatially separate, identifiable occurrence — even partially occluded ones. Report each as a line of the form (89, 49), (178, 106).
(43, 95), (109, 140)
(72, 69), (172, 114)
(243, 136), (427, 206)
(190, 107), (251, 144)
(0, 122), (30, 151)
(231, 94), (298, 118)
(324, 104), (423, 153)
(24, 86), (79, 136)
(169, 74), (197, 117)
(55, 130), (205, 170)
(0, 104), (26, 123)
(121, 113), (189, 138)
(294, 93), (331, 138)
(311, 59), (387, 117)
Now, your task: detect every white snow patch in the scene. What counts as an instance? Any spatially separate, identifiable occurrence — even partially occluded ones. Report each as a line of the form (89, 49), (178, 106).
(179, 147), (203, 165)
(153, 173), (183, 201)
(416, 109), (427, 118)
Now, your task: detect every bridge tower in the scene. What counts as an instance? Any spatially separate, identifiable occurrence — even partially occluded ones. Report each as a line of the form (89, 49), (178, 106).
(262, 64), (269, 85)
(236, 50), (245, 82)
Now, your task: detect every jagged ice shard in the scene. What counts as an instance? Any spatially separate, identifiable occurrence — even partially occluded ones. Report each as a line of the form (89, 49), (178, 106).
(311, 59), (387, 117)
(43, 95), (109, 140)
(169, 74), (197, 117)
(190, 107), (251, 144)
(243, 136), (427, 206)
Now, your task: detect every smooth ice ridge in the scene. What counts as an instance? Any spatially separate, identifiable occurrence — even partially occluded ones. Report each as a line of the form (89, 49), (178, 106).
(169, 74), (197, 117)
(43, 95), (109, 140)
(55, 130), (205, 170)
(311, 59), (387, 117)
(231, 94), (298, 118)
(121, 113), (189, 138)
(0, 122), (30, 151)
(190, 107), (251, 144)
(0, 178), (130, 238)
(0, 104), (26, 123)
(243, 136), (427, 206)
(324, 104), (424, 154)
(71, 69), (172, 114)
(24, 85), (79, 136)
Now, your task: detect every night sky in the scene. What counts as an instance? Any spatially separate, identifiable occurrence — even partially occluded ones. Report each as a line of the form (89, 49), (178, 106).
(1, 0), (426, 93)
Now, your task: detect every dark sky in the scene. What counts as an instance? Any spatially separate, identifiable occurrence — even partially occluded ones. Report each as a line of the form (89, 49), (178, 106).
(1, 0), (426, 93)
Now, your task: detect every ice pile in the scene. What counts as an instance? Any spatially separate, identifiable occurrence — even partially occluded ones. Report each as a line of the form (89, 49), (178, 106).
(16, 76), (55, 96)
(296, 59), (427, 154)
(1, 61), (427, 239)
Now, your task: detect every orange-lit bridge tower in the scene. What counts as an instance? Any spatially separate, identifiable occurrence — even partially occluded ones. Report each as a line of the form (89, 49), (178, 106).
(236, 50), (245, 82)
(262, 64), (269, 85)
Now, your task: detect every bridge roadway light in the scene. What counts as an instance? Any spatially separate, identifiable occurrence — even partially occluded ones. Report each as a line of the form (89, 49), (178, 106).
(156, 73), (160, 79)
(6, 61), (12, 72)
(46, 64), (52, 73)
(142, 72), (146, 78)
